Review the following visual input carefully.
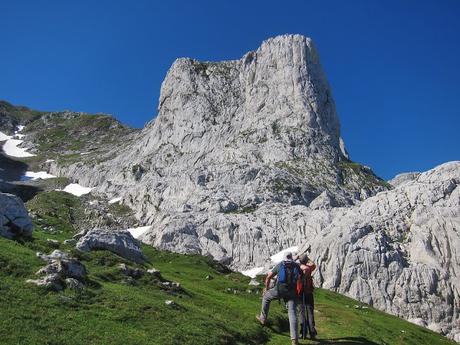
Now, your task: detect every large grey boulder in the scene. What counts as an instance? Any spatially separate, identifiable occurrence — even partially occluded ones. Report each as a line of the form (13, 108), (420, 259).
(76, 229), (146, 263)
(0, 192), (33, 239)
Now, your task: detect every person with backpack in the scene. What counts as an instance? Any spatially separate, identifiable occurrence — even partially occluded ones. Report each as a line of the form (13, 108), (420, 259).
(298, 253), (317, 340)
(256, 252), (301, 345)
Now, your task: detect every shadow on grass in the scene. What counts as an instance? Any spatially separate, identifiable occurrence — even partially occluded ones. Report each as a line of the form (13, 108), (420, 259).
(0, 180), (43, 202)
(264, 316), (379, 345)
(308, 337), (380, 344)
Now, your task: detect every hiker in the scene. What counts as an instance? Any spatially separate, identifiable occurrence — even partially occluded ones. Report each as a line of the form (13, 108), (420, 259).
(256, 252), (300, 345)
(298, 253), (317, 340)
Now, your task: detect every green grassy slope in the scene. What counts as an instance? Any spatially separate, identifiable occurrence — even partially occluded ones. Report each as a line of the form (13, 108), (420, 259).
(0, 192), (456, 345)
(0, 100), (139, 173)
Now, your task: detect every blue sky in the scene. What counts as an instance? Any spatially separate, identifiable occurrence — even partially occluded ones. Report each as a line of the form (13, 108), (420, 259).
(1, 0), (459, 179)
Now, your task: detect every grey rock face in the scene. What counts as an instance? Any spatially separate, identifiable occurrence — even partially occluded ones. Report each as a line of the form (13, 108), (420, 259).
(388, 172), (421, 187)
(0, 192), (33, 239)
(298, 161), (460, 340)
(76, 229), (146, 263)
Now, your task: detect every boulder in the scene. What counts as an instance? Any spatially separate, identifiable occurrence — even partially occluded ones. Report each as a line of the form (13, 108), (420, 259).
(0, 192), (33, 239)
(27, 273), (63, 291)
(30, 250), (86, 291)
(118, 263), (144, 278)
(147, 268), (160, 276)
(37, 250), (70, 262)
(65, 278), (85, 291)
(76, 229), (146, 263)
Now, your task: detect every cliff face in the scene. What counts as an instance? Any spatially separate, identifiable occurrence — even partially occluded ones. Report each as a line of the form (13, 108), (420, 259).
(297, 161), (460, 341)
(50, 34), (387, 221)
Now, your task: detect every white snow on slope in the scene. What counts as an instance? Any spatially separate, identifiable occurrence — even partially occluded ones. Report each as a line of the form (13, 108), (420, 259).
(2, 139), (36, 157)
(240, 245), (299, 278)
(241, 267), (265, 278)
(0, 131), (12, 141)
(127, 226), (151, 240)
(0, 127), (36, 158)
(61, 183), (93, 196)
(21, 171), (56, 181)
(270, 246), (299, 264)
(108, 197), (122, 204)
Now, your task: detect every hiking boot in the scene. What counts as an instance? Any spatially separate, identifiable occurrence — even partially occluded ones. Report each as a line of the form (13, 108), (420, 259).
(255, 315), (265, 326)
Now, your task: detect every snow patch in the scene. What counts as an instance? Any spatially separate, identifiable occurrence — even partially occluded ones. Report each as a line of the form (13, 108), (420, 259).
(2, 139), (36, 157)
(20, 171), (56, 181)
(61, 183), (93, 197)
(241, 246), (299, 278)
(0, 131), (12, 141)
(108, 197), (122, 204)
(127, 226), (151, 239)
(45, 159), (55, 163)
(270, 246), (299, 264)
(1, 126), (35, 157)
(241, 267), (265, 278)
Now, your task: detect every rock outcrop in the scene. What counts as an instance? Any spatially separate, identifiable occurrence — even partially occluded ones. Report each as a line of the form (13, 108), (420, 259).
(76, 229), (146, 263)
(0, 192), (33, 239)
(28, 250), (87, 291)
(388, 171), (421, 187)
(298, 161), (460, 341)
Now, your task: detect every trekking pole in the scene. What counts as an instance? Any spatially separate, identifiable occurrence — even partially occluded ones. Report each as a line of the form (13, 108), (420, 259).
(301, 292), (307, 339)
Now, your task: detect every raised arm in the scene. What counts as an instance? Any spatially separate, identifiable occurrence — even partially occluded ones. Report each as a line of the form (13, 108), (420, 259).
(263, 271), (276, 294)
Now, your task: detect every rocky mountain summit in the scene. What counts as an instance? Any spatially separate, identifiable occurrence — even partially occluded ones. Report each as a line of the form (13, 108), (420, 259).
(49, 34), (389, 260)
